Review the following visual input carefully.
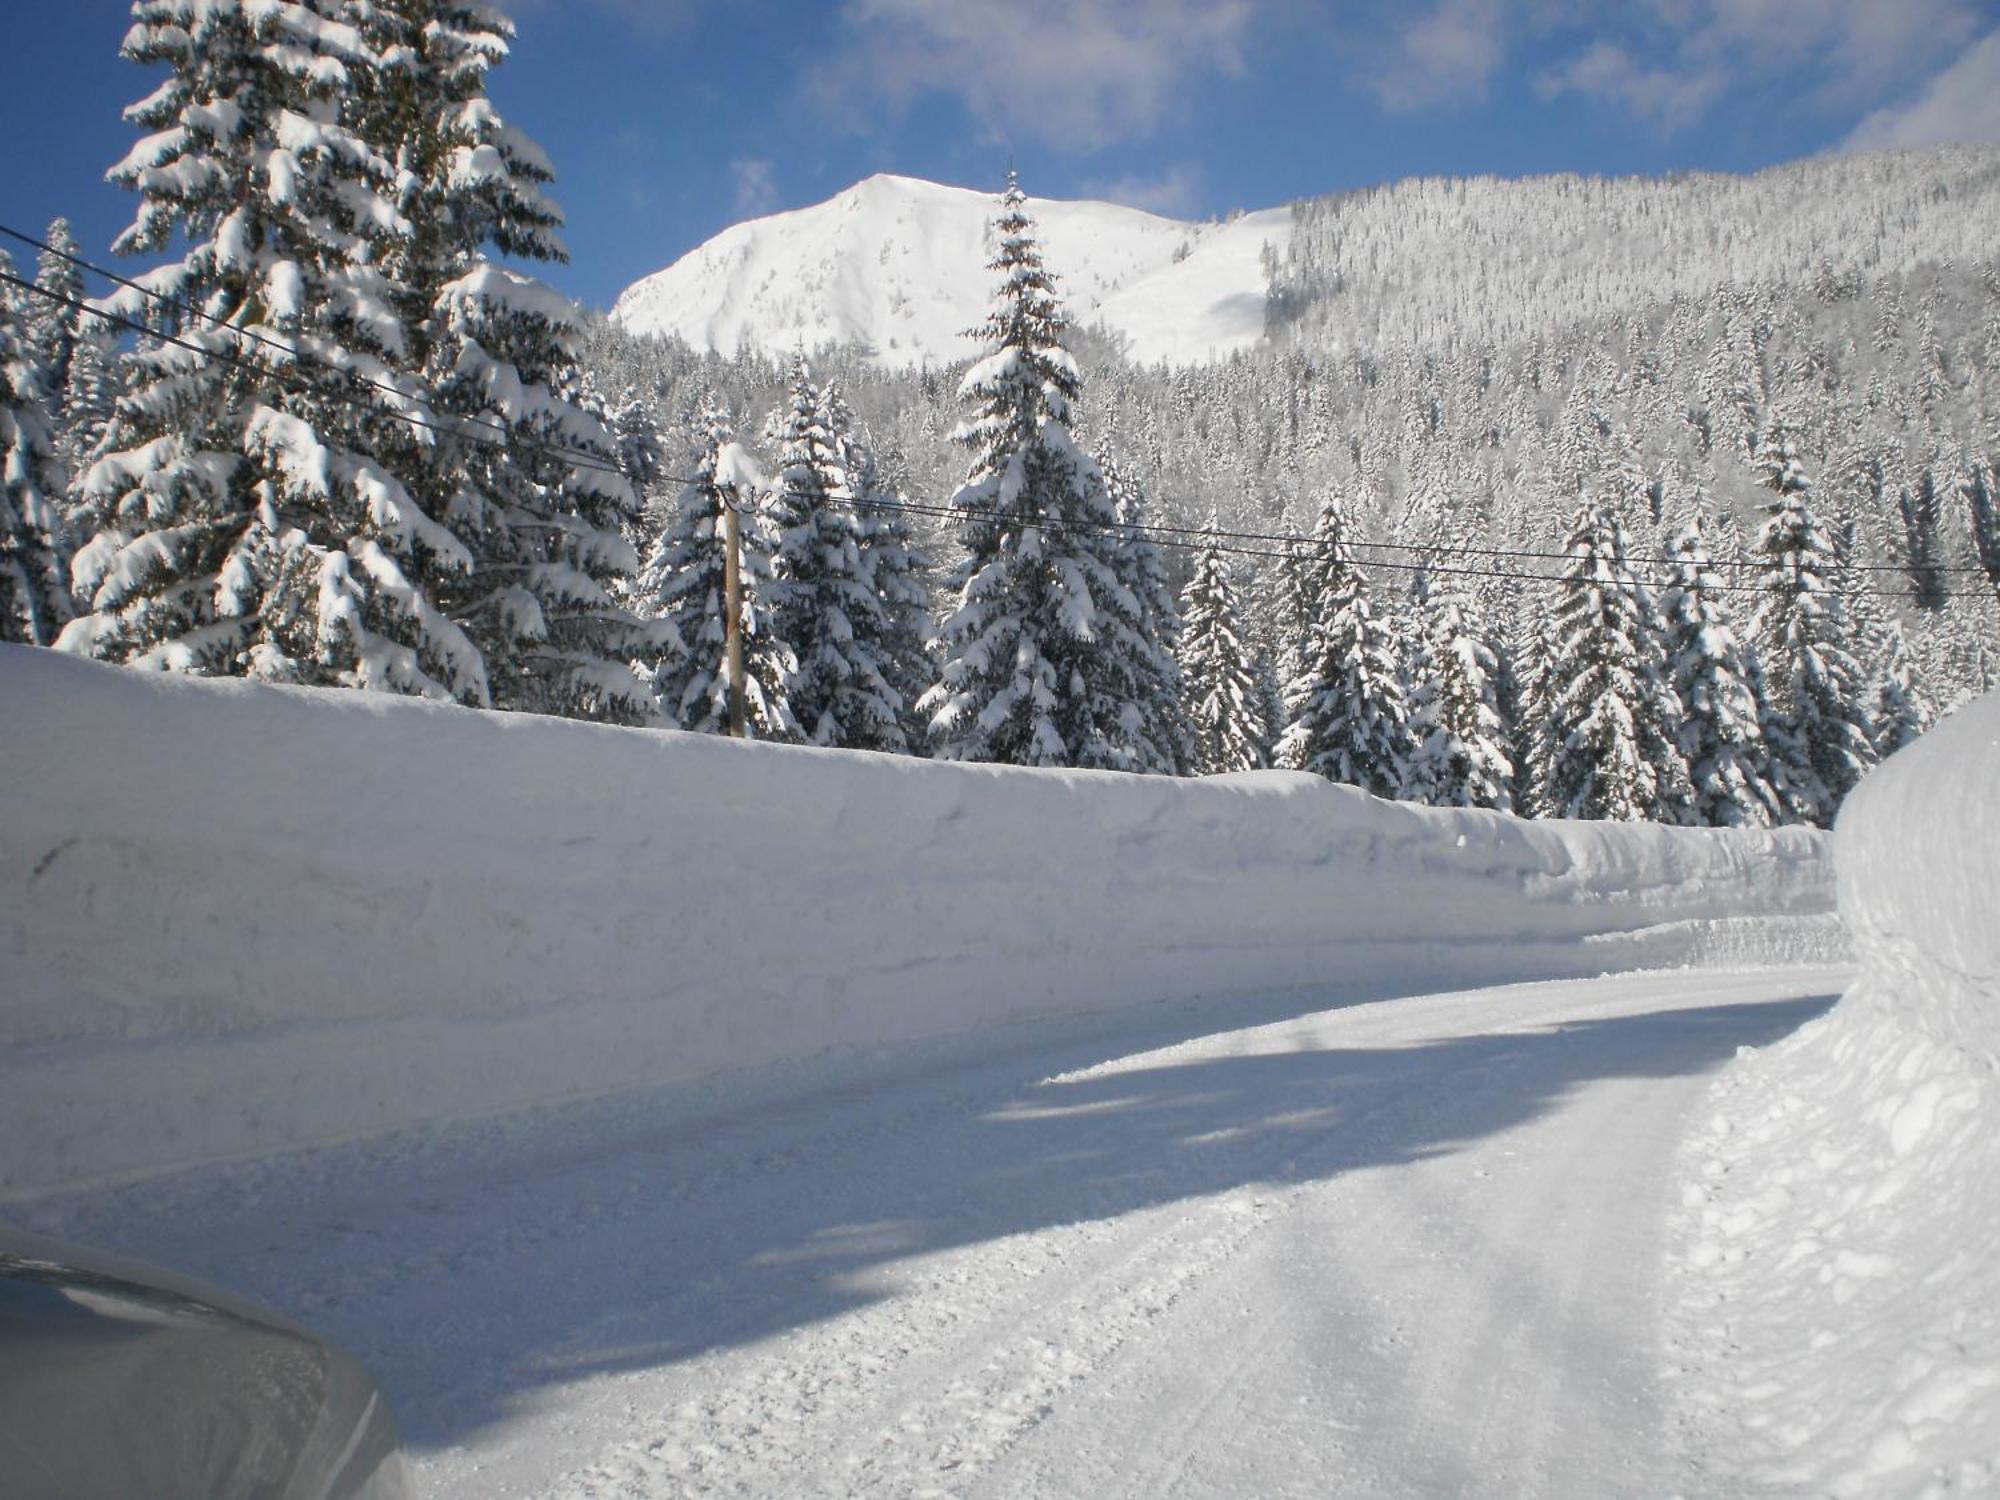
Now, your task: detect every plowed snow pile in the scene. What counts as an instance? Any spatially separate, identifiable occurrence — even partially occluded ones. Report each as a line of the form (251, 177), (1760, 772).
(1672, 689), (2000, 1496)
(1, 646), (1840, 1199)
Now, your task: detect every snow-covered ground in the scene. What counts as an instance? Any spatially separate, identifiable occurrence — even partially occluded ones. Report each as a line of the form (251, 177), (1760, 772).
(0, 646), (1839, 1197)
(12, 965), (1846, 1497)
(609, 173), (1292, 368)
(1669, 690), (2000, 1496)
(35, 650), (2000, 1496)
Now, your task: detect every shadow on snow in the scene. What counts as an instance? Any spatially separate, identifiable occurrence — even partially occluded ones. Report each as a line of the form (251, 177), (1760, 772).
(5, 976), (1835, 1456)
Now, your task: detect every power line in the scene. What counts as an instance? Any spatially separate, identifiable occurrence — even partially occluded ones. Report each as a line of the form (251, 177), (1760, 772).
(17, 218), (1989, 581)
(828, 491), (1977, 600)
(832, 480), (1979, 578)
(0, 232), (633, 483)
(6, 247), (1989, 603)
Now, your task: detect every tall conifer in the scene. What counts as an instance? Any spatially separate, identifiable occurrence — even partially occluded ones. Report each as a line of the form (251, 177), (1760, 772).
(1541, 499), (1693, 822)
(635, 408), (794, 738)
(922, 174), (1155, 769)
(63, 0), (430, 687)
(1177, 536), (1266, 774)
(1277, 495), (1416, 797)
(1750, 428), (1875, 825)
(1661, 519), (1780, 827)
(0, 261), (73, 645)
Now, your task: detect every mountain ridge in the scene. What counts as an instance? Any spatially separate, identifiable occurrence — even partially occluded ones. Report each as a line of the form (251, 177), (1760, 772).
(610, 172), (1290, 369)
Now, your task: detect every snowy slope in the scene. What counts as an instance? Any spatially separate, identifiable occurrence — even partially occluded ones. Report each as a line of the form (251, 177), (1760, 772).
(0, 647), (1841, 1197)
(1671, 689), (2000, 1495)
(610, 173), (1290, 368)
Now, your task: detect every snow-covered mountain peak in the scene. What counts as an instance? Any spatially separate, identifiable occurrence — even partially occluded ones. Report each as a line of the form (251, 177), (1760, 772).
(611, 174), (1290, 369)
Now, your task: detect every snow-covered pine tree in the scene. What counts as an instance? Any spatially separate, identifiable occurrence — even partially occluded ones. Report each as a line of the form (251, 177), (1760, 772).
(1505, 601), (1555, 814)
(1252, 647), (1287, 770)
(1177, 533), (1266, 774)
(1660, 519), (1780, 827)
(55, 324), (120, 478)
(26, 219), (88, 419)
(634, 407), (795, 738)
(763, 359), (904, 750)
(1867, 614), (1932, 759)
(825, 381), (933, 754)
(0, 258), (73, 645)
(1102, 452), (1190, 774)
(61, 0), (480, 696)
(1276, 495), (1416, 798)
(1749, 429), (1875, 826)
(1268, 535), (1321, 769)
(921, 174), (1156, 769)
(1967, 460), (2000, 593)
(610, 388), (669, 503)
(1541, 498), (1694, 822)
(1408, 587), (1514, 811)
(361, 0), (654, 722)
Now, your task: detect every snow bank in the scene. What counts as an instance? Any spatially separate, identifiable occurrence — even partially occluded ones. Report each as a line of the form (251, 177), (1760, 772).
(0, 646), (1839, 1198)
(1672, 689), (2000, 1496)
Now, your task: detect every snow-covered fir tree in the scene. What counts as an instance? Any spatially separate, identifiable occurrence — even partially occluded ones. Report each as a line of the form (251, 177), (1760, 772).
(609, 388), (669, 502)
(634, 407), (795, 738)
(921, 174), (1161, 770)
(1177, 533), (1267, 774)
(61, 0), (433, 687)
(54, 324), (120, 479)
(1866, 615), (1931, 759)
(1102, 453), (1190, 774)
(764, 359), (905, 750)
(1503, 603), (1553, 814)
(0, 260), (73, 645)
(1407, 587), (1514, 811)
(825, 381), (933, 753)
(361, 0), (655, 721)
(1540, 498), (1694, 822)
(1661, 519), (1781, 827)
(1271, 536), (1323, 747)
(1749, 429), (1875, 826)
(1276, 495), (1415, 797)
(25, 219), (88, 419)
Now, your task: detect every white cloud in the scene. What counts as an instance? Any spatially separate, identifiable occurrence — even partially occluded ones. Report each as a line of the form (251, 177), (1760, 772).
(1369, 0), (1509, 111)
(729, 158), (778, 218)
(821, 0), (1260, 150)
(1844, 30), (2000, 151)
(1535, 0), (1984, 134)
(1534, 40), (1725, 131)
(1077, 163), (1205, 216)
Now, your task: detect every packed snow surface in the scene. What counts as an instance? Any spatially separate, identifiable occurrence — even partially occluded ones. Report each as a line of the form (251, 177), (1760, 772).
(13, 967), (1847, 1497)
(0, 646), (1839, 1197)
(1670, 689), (2000, 1496)
(610, 173), (1291, 368)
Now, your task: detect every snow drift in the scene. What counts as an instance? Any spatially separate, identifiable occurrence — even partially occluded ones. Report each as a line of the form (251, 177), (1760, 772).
(1, 646), (1838, 1197)
(1672, 688), (2000, 1496)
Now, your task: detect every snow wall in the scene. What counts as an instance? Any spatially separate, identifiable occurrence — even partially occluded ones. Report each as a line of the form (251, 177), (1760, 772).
(1673, 688), (2000, 1496)
(1, 647), (1841, 1198)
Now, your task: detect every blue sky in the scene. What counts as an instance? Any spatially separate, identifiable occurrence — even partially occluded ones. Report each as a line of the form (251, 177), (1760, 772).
(7, 0), (2000, 310)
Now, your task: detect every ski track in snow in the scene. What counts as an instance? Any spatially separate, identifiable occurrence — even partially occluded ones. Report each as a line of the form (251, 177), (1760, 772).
(7, 967), (1846, 1498)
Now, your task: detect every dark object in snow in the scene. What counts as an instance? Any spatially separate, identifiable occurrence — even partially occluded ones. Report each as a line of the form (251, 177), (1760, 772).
(0, 1226), (408, 1499)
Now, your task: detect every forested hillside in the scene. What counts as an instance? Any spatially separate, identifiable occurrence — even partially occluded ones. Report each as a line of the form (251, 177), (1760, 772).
(574, 148), (2000, 824)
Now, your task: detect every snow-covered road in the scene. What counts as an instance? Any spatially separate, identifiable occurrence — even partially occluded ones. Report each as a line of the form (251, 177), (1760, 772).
(10, 966), (1845, 1498)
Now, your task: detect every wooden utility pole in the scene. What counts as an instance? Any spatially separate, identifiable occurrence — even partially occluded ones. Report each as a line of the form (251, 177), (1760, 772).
(722, 495), (747, 739)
